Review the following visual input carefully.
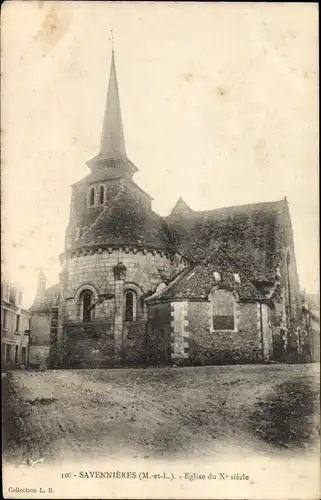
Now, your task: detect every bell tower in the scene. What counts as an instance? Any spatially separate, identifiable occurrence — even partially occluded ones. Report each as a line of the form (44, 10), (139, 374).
(54, 41), (185, 368)
(65, 46), (152, 252)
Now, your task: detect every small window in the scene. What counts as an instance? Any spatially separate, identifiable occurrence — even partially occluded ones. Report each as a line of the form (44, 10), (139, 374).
(99, 185), (105, 204)
(213, 271), (221, 282)
(125, 291), (136, 322)
(88, 187), (95, 207)
(233, 273), (241, 284)
(211, 290), (235, 331)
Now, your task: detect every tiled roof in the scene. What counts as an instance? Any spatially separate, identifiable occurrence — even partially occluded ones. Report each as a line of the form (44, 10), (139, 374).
(77, 190), (177, 252)
(166, 199), (288, 283)
(146, 249), (267, 303)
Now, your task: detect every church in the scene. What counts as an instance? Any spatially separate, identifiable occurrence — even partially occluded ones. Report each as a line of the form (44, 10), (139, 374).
(30, 50), (307, 369)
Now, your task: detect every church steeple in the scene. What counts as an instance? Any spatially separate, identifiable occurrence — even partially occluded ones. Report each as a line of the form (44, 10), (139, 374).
(86, 47), (138, 177)
(99, 50), (126, 159)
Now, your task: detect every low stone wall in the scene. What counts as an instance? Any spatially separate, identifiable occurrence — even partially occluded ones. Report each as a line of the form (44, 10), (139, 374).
(61, 320), (149, 368)
(62, 323), (115, 368)
(123, 321), (148, 364)
(29, 346), (50, 368)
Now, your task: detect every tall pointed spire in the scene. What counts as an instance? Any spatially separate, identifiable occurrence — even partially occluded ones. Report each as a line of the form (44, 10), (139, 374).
(99, 49), (126, 159)
(86, 39), (138, 177)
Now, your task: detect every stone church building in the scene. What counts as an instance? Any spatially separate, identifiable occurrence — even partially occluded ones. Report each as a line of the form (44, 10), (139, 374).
(31, 50), (307, 368)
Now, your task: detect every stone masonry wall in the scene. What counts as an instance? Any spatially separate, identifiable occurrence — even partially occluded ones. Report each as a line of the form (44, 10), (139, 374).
(30, 313), (51, 348)
(63, 248), (181, 322)
(29, 313), (51, 367)
(270, 200), (302, 357)
(63, 324), (114, 368)
(66, 179), (125, 250)
(29, 346), (50, 368)
(148, 302), (171, 365)
(188, 300), (263, 364)
(170, 301), (189, 361)
(123, 321), (148, 364)
(59, 248), (183, 366)
(261, 303), (273, 360)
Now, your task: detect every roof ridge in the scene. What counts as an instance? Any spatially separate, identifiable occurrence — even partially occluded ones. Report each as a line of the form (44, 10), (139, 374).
(166, 198), (286, 219)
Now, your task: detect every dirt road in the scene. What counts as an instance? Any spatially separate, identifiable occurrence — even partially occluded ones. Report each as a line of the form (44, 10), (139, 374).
(3, 363), (320, 465)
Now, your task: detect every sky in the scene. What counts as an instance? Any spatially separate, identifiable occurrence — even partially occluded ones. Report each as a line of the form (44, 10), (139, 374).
(1, 2), (319, 307)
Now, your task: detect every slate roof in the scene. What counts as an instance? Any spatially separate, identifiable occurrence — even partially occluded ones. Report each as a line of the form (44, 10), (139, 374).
(146, 250), (266, 303)
(166, 199), (288, 283)
(77, 190), (177, 252)
(31, 283), (60, 313)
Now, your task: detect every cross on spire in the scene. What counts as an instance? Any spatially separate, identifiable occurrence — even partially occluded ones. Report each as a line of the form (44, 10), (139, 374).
(110, 29), (115, 52)
(86, 33), (139, 176)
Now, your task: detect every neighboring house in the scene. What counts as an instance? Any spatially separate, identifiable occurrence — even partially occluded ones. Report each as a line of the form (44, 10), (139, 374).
(30, 49), (308, 369)
(29, 271), (59, 369)
(1, 276), (31, 371)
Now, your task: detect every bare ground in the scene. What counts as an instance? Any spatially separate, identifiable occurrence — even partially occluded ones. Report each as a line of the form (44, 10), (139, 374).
(2, 363), (320, 465)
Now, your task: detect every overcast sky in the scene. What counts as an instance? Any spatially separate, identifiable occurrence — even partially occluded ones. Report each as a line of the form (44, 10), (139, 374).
(2, 2), (318, 307)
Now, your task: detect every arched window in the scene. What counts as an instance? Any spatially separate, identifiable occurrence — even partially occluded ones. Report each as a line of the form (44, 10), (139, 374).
(99, 185), (105, 204)
(211, 290), (235, 331)
(125, 290), (137, 322)
(88, 187), (95, 207)
(80, 290), (93, 322)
